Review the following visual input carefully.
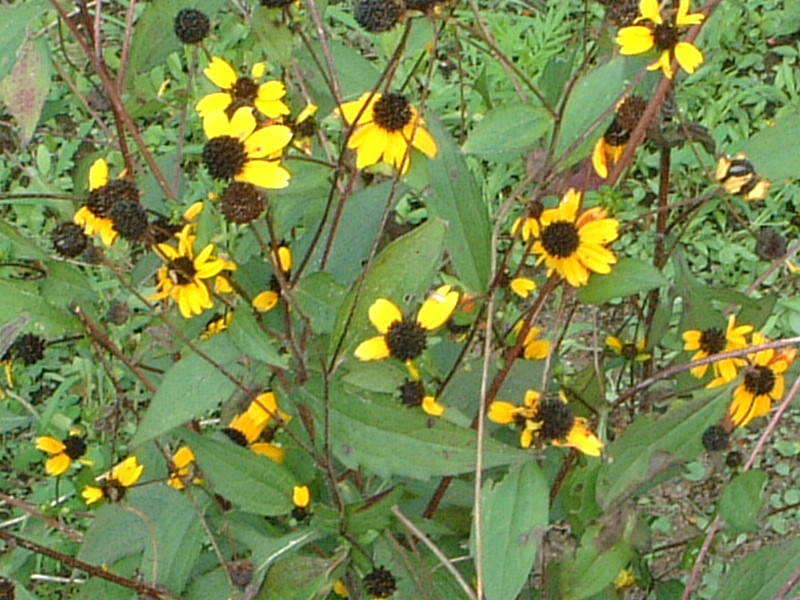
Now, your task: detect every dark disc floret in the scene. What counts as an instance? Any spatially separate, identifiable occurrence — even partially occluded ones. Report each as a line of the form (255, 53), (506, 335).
(698, 327), (725, 355)
(223, 427), (249, 447)
(228, 559), (254, 587)
(169, 256), (197, 286)
(621, 342), (639, 361)
(398, 379), (425, 407)
(0, 575), (15, 600)
(372, 93), (412, 132)
(616, 96), (647, 131)
(13, 333), (45, 365)
(603, 118), (630, 147)
(405, 0), (436, 12)
(87, 179), (139, 218)
(702, 425), (729, 452)
(52, 221), (88, 258)
(102, 479), (127, 502)
(653, 23), (679, 51)
(63, 434), (88, 459)
(291, 506), (309, 521)
(221, 182), (265, 224)
(203, 136), (248, 180)
(174, 8), (210, 44)
(109, 200), (149, 241)
(385, 319), (427, 361)
(539, 398), (574, 441)
(364, 566), (397, 598)
(355, 0), (405, 33)
(726, 451), (743, 468)
(150, 217), (182, 244)
(743, 365), (776, 396)
(756, 227), (787, 261)
(540, 221), (580, 259)
(292, 116), (317, 139)
(232, 77), (259, 103)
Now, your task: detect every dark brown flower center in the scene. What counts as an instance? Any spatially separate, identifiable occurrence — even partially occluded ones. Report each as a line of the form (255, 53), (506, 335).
(386, 319), (427, 361)
(603, 118), (630, 147)
(398, 379), (425, 407)
(743, 365), (776, 396)
(63, 435), (87, 460)
(364, 567), (397, 598)
(102, 479), (127, 502)
(653, 23), (679, 51)
(698, 328), (725, 355)
(621, 343), (639, 361)
(372, 93), (412, 132)
(223, 427), (249, 447)
(538, 398), (574, 441)
(540, 221), (580, 258)
(233, 77), (258, 102)
(203, 136), (247, 180)
(87, 179), (139, 217)
(169, 256), (197, 285)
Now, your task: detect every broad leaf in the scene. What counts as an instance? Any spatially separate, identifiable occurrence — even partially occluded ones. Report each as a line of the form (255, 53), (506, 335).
(0, 0), (48, 81)
(462, 103), (552, 161)
(0, 38), (50, 146)
(736, 108), (800, 181)
(259, 554), (343, 600)
(227, 309), (288, 367)
(719, 470), (767, 534)
(577, 258), (667, 304)
(712, 538), (800, 600)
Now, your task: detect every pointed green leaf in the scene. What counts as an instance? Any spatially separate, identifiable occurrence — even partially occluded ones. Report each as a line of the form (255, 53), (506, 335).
(712, 538), (800, 600)
(227, 309), (288, 367)
(736, 108), (800, 181)
(719, 470), (767, 534)
(577, 258), (667, 303)
(0, 38), (50, 146)
(462, 103), (552, 161)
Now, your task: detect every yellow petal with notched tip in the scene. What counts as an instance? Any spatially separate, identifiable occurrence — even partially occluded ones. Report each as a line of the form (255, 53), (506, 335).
(616, 26), (655, 55)
(196, 92), (233, 118)
(236, 160), (291, 189)
(292, 485), (310, 507)
(82, 486), (104, 505)
(46, 453), (71, 476)
(173, 446), (195, 468)
(675, 42), (703, 74)
(244, 125), (292, 158)
(251, 442), (286, 462)
(560, 418), (604, 456)
(510, 277), (537, 298)
(205, 57), (237, 89)
(350, 125), (388, 169)
(368, 298), (403, 333)
(338, 93), (378, 125)
(37, 436), (66, 454)
(354, 336), (390, 361)
(637, 0), (662, 23)
(113, 456), (144, 487)
(203, 111), (230, 139)
(230, 107), (257, 141)
(417, 286), (459, 330)
(89, 158), (109, 190)
(410, 124), (438, 158)
(676, 0), (704, 25)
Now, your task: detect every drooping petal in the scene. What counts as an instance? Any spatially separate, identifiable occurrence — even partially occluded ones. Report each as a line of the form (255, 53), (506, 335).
(409, 123), (438, 157)
(113, 456), (144, 487)
(368, 298), (403, 333)
(354, 336), (391, 361)
(45, 453), (71, 476)
(338, 93), (377, 125)
(204, 57), (238, 89)
(251, 442), (286, 463)
(36, 436), (66, 454)
(292, 485), (310, 508)
(422, 396), (445, 416)
(674, 42), (704, 74)
(349, 125), (388, 169)
(383, 132), (411, 171)
(576, 244), (617, 274)
(416, 286), (459, 330)
(173, 446), (196, 469)
(616, 26), (656, 55)
(558, 418), (604, 456)
(524, 338), (550, 360)
(244, 125), (293, 158)
(592, 137), (609, 178)
(510, 277), (537, 298)
(236, 160), (291, 189)
(89, 158), (109, 190)
(254, 97), (292, 119)
(647, 51), (674, 79)
(579, 218), (619, 245)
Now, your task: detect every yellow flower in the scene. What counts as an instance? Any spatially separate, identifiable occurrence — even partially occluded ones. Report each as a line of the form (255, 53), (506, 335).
(196, 57), (290, 120)
(616, 0), (705, 79)
(398, 378), (446, 416)
(715, 154), (771, 201)
(355, 285), (459, 363)
(168, 446), (201, 490)
(151, 224), (228, 318)
(724, 332), (796, 427)
(36, 432), (87, 476)
(606, 335), (650, 362)
(489, 390), (603, 455)
(82, 456), (144, 505)
(530, 189), (619, 287)
(337, 92), (437, 174)
(510, 276), (537, 298)
(683, 314), (752, 381)
(224, 392), (290, 462)
(74, 158), (138, 247)
(203, 107), (292, 189)
(592, 119), (628, 179)
(292, 485), (310, 508)
(201, 312), (234, 340)
(512, 323), (550, 360)
(290, 103), (318, 154)
(252, 245), (292, 313)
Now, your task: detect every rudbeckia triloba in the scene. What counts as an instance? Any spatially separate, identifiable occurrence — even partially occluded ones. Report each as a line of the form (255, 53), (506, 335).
(530, 189), (619, 287)
(607, 335), (650, 362)
(253, 245), (292, 313)
(74, 158), (139, 247)
(152, 224), (228, 318)
(682, 314), (752, 381)
(337, 92), (437, 174)
(592, 95), (648, 179)
(715, 154), (771, 201)
(223, 392), (289, 462)
(363, 567), (397, 600)
(201, 312), (234, 340)
(510, 276), (537, 299)
(82, 456), (144, 505)
(36, 432), (87, 476)
(398, 378), (445, 416)
(168, 446), (200, 490)
(202, 107), (292, 189)
(616, 0), (704, 79)
(196, 57), (290, 120)
(291, 485), (311, 520)
(355, 285), (459, 363)
(724, 332), (796, 427)
(511, 323), (550, 360)
(488, 390), (603, 456)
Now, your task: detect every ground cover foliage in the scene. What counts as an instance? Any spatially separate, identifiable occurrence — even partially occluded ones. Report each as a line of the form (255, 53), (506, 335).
(1, 0), (800, 598)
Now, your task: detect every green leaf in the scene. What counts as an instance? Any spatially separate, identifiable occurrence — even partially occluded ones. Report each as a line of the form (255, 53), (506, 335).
(330, 219), (446, 357)
(0, 409), (30, 434)
(185, 432), (295, 515)
(347, 486), (405, 536)
(577, 258), (667, 304)
(712, 538), (800, 600)
(428, 115), (492, 293)
(132, 336), (242, 445)
(474, 461), (548, 600)
(736, 108), (800, 181)
(0, 38), (50, 146)
(301, 379), (528, 480)
(227, 309), (288, 367)
(258, 554), (341, 600)
(719, 470), (767, 534)
(595, 389), (728, 509)
(250, 11), (294, 67)
(0, 0), (48, 82)
(293, 272), (347, 334)
(462, 103), (552, 161)
(230, 518), (318, 575)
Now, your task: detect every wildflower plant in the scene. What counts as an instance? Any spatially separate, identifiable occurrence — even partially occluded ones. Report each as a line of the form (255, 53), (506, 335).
(2, 0), (800, 599)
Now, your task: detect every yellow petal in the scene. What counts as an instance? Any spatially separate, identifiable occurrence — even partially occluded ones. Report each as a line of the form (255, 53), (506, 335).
(46, 453), (71, 476)
(230, 107), (257, 141)
(254, 98), (291, 119)
(251, 442), (286, 463)
(173, 446), (195, 469)
(368, 298), (403, 333)
(524, 338), (550, 360)
(648, 51), (674, 79)
(292, 485), (310, 508)
(89, 158), (109, 190)
(82, 485), (104, 505)
(354, 336), (390, 361)
(349, 125), (388, 169)
(637, 0), (662, 23)
(251, 62), (266, 79)
(113, 456), (144, 487)
(204, 57), (237, 89)
(236, 160), (291, 189)
(674, 42), (703, 74)
(203, 110), (230, 139)
(579, 218), (619, 245)
(510, 277), (537, 298)
(422, 396), (445, 416)
(559, 418), (604, 456)
(36, 436), (66, 454)
(253, 290), (279, 312)
(410, 124), (438, 157)
(196, 92), (233, 118)
(488, 401), (516, 424)
(256, 79), (288, 101)
(416, 286), (459, 330)
(592, 137), (609, 178)
(338, 93), (377, 125)
(244, 125), (293, 158)
(616, 26), (655, 55)
(676, 0), (704, 25)
(276, 246), (292, 273)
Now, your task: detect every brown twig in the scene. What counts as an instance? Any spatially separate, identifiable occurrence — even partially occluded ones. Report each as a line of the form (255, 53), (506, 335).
(0, 492), (83, 542)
